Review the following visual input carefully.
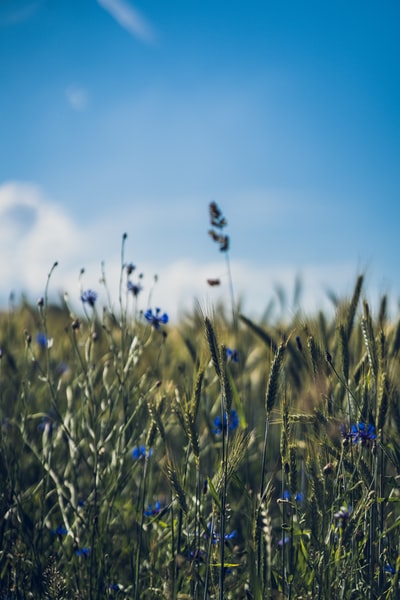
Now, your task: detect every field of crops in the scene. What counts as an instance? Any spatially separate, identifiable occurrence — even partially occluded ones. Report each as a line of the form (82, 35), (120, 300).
(1, 209), (399, 599)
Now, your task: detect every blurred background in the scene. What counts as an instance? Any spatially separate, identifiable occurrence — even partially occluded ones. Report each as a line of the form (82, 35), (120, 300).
(1, 0), (399, 321)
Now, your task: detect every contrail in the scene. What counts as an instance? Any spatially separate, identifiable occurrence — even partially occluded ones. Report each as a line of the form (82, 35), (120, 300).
(97, 0), (156, 44)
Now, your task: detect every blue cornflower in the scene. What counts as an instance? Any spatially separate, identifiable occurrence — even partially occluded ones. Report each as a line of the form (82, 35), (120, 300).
(209, 526), (237, 544)
(144, 500), (164, 517)
(144, 307), (168, 329)
(36, 333), (47, 348)
(131, 445), (153, 460)
(189, 548), (207, 563)
(109, 583), (121, 591)
(350, 422), (377, 445)
(36, 333), (53, 349)
(278, 535), (290, 547)
(226, 348), (239, 363)
(334, 505), (352, 528)
(75, 547), (90, 557)
(81, 289), (97, 307)
(126, 262), (136, 275)
(51, 525), (67, 536)
(385, 563), (396, 575)
(281, 490), (303, 503)
(214, 409), (239, 434)
(127, 280), (143, 297)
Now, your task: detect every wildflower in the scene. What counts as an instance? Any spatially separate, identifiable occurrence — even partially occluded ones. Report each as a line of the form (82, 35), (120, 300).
(214, 409), (239, 434)
(144, 307), (168, 329)
(131, 445), (153, 460)
(127, 280), (143, 297)
(339, 424), (355, 448)
(189, 548), (207, 563)
(226, 347), (239, 363)
(384, 563), (396, 575)
(109, 583), (121, 591)
(126, 262), (136, 275)
(278, 535), (290, 547)
(81, 289), (97, 307)
(51, 525), (67, 536)
(340, 422), (377, 446)
(281, 490), (303, 503)
(334, 505), (352, 528)
(208, 524), (237, 544)
(350, 422), (377, 445)
(75, 547), (90, 557)
(144, 500), (164, 517)
(36, 333), (53, 349)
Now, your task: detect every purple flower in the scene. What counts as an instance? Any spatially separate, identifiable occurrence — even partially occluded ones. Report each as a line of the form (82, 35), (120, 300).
(214, 409), (239, 434)
(144, 307), (168, 329)
(127, 280), (143, 297)
(81, 289), (97, 307)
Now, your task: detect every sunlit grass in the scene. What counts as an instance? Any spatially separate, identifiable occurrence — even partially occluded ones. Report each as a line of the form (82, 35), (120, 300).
(0, 235), (399, 598)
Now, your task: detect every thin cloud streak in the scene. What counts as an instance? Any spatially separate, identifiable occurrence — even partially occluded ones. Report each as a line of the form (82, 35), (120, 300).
(97, 0), (156, 44)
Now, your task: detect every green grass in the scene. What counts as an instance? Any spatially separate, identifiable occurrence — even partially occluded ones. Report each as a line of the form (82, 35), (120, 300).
(0, 261), (400, 599)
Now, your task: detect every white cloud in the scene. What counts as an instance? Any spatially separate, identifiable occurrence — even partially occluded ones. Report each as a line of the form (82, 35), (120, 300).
(66, 85), (89, 111)
(97, 0), (156, 44)
(0, 181), (382, 324)
(0, 182), (84, 300)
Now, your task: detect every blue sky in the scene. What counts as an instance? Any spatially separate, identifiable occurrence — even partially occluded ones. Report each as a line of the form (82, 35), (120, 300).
(1, 0), (400, 321)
